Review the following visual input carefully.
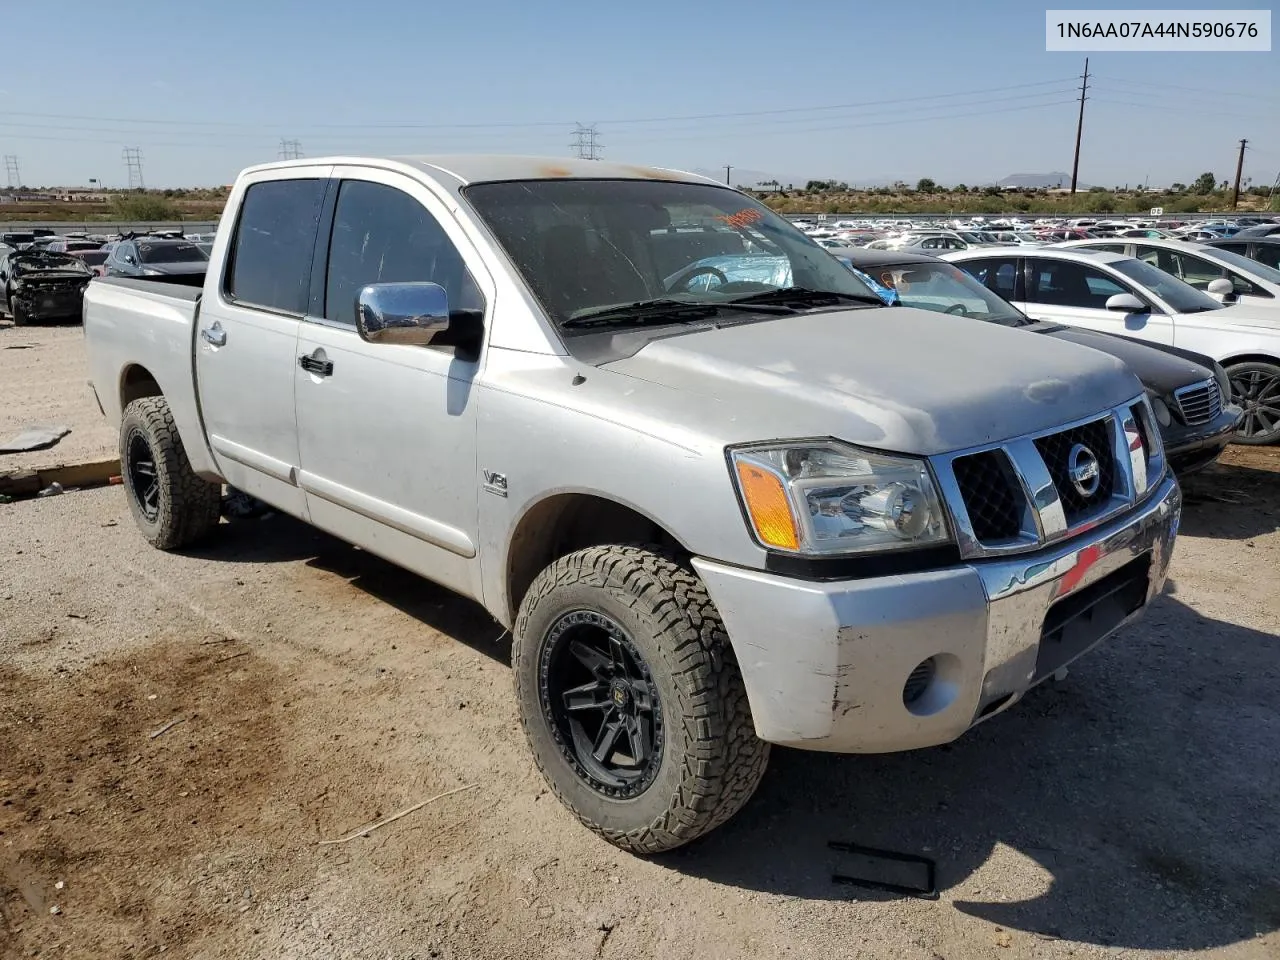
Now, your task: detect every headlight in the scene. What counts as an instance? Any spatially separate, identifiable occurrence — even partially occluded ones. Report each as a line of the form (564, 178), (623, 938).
(1149, 395), (1173, 427)
(729, 441), (950, 556)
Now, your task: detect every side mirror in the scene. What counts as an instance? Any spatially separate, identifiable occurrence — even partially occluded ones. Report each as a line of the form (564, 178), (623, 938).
(1206, 277), (1235, 298)
(356, 281), (449, 346)
(1105, 292), (1149, 313)
(123, 255), (136, 265)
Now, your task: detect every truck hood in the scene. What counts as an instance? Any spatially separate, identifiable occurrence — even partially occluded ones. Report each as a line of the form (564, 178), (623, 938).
(604, 307), (1141, 456)
(1027, 322), (1215, 396)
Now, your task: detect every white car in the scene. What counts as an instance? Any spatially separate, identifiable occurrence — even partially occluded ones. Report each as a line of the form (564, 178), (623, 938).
(941, 246), (1280, 444)
(1055, 238), (1280, 316)
(867, 231), (969, 252)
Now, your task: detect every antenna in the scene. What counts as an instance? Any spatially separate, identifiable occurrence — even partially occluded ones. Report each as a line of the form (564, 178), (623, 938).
(122, 147), (145, 189)
(278, 138), (304, 160)
(570, 123), (603, 160)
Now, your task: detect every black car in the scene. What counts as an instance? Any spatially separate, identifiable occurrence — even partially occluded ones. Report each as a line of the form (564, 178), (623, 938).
(1229, 223), (1280, 240)
(0, 249), (94, 326)
(104, 237), (208, 285)
(1207, 236), (1280, 272)
(835, 249), (1241, 475)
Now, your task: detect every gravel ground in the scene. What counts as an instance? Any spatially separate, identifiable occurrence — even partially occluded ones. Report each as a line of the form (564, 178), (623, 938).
(1, 458), (1279, 960)
(0, 318), (116, 474)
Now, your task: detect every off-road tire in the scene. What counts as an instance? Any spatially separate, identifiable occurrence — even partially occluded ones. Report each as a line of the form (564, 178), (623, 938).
(1225, 360), (1280, 446)
(10, 294), (27, 327)
(120, 396), (222, 549)
(513, 544), (770, 854)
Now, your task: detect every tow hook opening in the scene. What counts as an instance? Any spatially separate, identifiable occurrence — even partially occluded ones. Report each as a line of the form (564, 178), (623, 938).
(902, 653), (962, 717)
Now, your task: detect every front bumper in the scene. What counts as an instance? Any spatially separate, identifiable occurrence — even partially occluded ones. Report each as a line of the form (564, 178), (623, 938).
(1164, 405), (1242, 476)
(693, 473), (1181, 753)
(13, 288), (86, 320)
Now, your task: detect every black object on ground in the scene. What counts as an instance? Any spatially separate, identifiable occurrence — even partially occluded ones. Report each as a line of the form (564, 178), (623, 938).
(829, 840), (938, 899)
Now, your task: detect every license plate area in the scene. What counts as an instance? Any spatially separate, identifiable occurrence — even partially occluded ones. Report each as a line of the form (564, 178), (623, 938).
(1036, 553), (1151, 680)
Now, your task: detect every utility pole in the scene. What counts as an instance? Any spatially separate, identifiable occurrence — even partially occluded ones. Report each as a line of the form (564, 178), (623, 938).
(122, 147), (145, 190)
(1069, 57), (1089, 195)
(3, 155), (19, 188)
(1231, 138), (1248, 209)
(570, 124), (602, 160)
(724, 164), (732, 186)
(278, 138), (303, 161)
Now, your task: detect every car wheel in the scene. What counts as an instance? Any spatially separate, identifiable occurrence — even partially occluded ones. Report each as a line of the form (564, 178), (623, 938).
(513, 544), (769, 854)
(1226, 361), (1280, 445)
(120, 396), (223, 549)
(10, 297), (27, 326)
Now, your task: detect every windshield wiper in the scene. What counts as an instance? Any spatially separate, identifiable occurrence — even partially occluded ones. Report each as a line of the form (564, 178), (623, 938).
(723, 287), (885, 309)
(562, 298), (721, 329)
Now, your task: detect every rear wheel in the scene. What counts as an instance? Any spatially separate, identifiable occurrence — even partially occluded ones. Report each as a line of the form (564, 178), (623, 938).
(120, 396), (222, 549)
(10, 294), (27, 327)
(1226, 361), (1280, 445)
(513, 544), (769, 854)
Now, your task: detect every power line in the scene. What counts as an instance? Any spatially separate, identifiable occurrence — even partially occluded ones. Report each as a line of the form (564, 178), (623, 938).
(1092, 74), (1280, 103)
(122, 147), (145, 189)
(278, 138), (303, 160)
(3, 155), (19, 188)
(571, 123), (602, 160)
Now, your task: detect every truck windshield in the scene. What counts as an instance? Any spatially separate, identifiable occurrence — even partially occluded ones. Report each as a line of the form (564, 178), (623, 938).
(463, 179), (882, 327)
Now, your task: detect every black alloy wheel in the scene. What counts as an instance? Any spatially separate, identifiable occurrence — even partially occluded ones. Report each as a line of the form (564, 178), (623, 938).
(125, 428), (161, 523)
(539, 610), (663, 799)
(1227, 361), (1280, 445)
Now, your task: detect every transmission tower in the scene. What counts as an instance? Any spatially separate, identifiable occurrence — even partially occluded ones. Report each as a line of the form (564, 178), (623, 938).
(122, 147), (145, 189)
(3, 155), (19, 188)
(570, 124), (602, 160)
(278, 138), (303, 160)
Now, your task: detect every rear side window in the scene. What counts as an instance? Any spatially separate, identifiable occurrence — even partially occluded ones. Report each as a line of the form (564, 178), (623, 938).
(954, 256), (1020, 299)
(226, 179), (325, 314)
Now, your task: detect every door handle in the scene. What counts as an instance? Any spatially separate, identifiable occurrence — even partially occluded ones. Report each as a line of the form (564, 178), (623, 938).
(200, 323), (227, 347)
(299, 355), (334, 377)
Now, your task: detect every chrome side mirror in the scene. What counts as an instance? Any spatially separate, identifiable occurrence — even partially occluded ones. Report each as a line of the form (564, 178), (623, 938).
(356, 282), (449, 346)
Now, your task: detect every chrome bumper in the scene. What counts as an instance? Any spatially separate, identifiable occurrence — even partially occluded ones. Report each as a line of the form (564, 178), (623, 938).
(693, 473), (1181, 753)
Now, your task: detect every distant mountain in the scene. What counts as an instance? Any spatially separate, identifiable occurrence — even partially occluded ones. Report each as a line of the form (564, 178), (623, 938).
(997, 171), (1084, 189)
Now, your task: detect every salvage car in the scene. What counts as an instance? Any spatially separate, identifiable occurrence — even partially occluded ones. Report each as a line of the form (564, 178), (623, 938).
(1056, 238), (1280, 316)
(104, 237), (208, 284)
(945, 246), (1280, 444)
(838, 249), (1239, 474)
(0, 249), (94, 325)
(84, 155), (1181, 853)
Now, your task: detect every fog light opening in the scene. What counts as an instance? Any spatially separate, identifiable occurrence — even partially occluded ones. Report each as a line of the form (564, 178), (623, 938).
(903, 653), (963, 717)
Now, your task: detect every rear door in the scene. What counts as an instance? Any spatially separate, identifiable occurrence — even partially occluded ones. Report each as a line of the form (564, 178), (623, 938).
(292, 167), (493, 601)
(1022, 257), (1174, 344)
(951, 255), (1024, 310)
(194, 168), (330, 517)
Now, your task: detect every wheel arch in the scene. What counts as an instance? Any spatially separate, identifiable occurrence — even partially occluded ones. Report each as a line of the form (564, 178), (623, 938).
(119, 363), (164, 409)
(503, 491), (692, 627)
(1220, 353), (1280, 368)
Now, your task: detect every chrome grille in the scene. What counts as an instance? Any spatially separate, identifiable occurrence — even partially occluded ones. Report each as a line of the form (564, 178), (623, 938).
(932, 395), (1165, 560)
(1173, 378), (1222, 426)
(951, 450), (1023, 541)
(1033, 417), (1116, 523)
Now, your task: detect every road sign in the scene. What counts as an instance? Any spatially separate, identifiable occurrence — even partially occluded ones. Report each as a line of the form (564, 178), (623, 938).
(817, 213), (828, 221)
(1150, 207), (1164, 216)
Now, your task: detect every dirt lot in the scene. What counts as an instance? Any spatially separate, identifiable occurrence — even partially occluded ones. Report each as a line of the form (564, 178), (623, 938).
(0, 318), (116, 474)
(1, 452), (1278, 960)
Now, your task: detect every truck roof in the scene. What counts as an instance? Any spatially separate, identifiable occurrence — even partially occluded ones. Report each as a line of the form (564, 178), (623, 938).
(239, 155), (723, 188)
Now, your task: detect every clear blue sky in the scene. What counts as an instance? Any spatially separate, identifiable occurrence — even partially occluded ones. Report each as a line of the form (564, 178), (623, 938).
(2, 0), (1276, 189)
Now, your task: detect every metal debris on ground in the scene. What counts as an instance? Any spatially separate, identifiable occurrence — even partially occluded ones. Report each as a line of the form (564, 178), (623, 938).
(317, 783), (479, 845)
(828, 840), (939, 899)
(0, 424), (72, 453)
(36, 482), (65, 498)
(148, 717), (186, 740)
(222, 486), (275, 520)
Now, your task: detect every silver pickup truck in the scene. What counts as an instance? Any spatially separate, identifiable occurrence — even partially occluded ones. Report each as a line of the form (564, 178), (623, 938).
(84, 156), (1182, 853)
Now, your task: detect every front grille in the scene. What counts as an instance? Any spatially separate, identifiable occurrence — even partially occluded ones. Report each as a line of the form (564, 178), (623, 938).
(1034, 417), (1116, 523)
(952, 450), (1023, 542)
(1173, 378), (1222, 426)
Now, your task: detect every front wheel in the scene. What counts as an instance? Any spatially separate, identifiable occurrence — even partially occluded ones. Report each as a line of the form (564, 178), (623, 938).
(513, 545), (769, 854)
(10, 295), (27, 327)
(120, 396), (223, 549)
(1226, 361), (1280, 445)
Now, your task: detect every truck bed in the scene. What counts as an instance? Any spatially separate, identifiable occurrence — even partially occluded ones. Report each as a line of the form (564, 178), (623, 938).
(82, 276), (218, 477)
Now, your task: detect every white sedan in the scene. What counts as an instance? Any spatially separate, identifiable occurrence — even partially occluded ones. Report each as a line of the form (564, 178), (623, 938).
(941, 246), (1280, 444)
(1054, 237), (1280, 316)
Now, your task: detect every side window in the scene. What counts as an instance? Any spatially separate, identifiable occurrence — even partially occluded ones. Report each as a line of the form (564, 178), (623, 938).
(226, 178), (325, 314)
(1088, 243), (1126, 254)
(919, 237), (944, 249)
(323, 179), (484, 327)
(1254, 246), (1280, 271)
(1136, 245), (1220, 290)
(1029, 260), (1127, 308)
(955, 256), (1020, 299)
(118, 242), (134, 262)
(1215, 243), (1247, 255)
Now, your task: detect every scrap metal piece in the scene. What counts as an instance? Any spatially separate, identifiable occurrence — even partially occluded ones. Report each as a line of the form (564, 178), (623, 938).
(829, 840), (939, 899)
(0, 424), (71, 453)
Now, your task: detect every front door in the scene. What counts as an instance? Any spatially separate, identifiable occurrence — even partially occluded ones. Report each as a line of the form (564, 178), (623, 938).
(1022, 257), (1175, 345)
(194, 169), (330, 517)
(293, 169), (492, 601)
